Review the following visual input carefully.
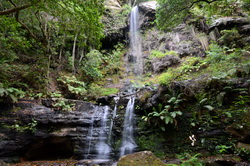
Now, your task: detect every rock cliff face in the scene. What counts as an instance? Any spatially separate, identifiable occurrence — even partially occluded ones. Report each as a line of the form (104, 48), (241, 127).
(0, 100), (118, 162)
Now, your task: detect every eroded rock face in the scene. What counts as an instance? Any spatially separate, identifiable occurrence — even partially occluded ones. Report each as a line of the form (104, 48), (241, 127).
(117, 151), (165, 166)
(209, 17), (250, 34)
(0, 100), (115, 162)
(142, 25), (206, 57)
(138, 1), (157, 31)
(152, 54), (180, 73)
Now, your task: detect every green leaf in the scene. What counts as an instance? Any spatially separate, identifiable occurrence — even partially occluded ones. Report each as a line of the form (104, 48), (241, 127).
(9, 94), (18, 103)
(175, 111), (182, 116)
(204, 105), (214, 111)
(168, 97), (176, 103)
(160, 126), (165, 131)
(170, 112), (177, 118)
(0, 88), (5, 96)
(199, 98), (208, 104)
(164, 116), (171, 124)
(225, 112), (232, 118)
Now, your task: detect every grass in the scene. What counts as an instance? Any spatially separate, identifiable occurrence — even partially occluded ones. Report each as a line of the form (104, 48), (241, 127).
(102, 88), (119, 96)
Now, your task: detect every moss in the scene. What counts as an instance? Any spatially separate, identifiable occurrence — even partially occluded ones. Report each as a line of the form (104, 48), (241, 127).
(139, 91), (153, 103)
(117, 151), (166, 166)
(102, 88), (119, 96)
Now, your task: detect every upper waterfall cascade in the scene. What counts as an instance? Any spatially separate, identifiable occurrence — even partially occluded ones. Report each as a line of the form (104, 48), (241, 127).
(129, 6), (143, 76)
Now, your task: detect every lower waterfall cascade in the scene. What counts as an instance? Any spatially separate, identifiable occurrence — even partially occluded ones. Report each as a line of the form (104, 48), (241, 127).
(119, 96), (138, 157)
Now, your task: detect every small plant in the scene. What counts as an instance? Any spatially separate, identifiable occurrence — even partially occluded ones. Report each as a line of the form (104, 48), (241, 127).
(9, 118), (38, 133)
(57, 75), (87, 98)
(215, 144), (232, 154)
(142, 93), (184, 131)
(0, 83), (25, 102)
(52, 99), (75, 111)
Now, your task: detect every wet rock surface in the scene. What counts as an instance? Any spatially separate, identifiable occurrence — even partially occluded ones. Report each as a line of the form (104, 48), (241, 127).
(209, 17), (250, 34)
(152, 54), (180, 73)
(138, 1), (157, 30)
(117, 151), (165, 166)
(141, 25), (206, 70)
(0, 99), (118, 163)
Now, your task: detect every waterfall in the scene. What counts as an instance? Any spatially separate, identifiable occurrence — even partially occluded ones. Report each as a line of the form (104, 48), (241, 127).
(86, 106), (98, 159)
(129, 6), (143, 76)
(119, 97), (137, 157)
(108, 97), (119, 144)
(96, 106), (111, 159)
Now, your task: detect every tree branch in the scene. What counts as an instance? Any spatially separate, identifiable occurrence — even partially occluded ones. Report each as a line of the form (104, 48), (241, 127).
(0, 4), (32, 15)
(177, 0), (219, 13)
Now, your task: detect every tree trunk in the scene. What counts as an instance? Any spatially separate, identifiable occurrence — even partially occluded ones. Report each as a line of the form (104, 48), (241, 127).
(72, 33), (78, 74)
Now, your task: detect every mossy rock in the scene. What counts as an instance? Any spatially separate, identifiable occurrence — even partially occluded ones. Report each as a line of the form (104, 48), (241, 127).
(117, 151), (166, 166)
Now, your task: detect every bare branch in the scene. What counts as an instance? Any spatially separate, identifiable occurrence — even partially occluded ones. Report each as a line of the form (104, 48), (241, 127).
(0, 4), (32, 15)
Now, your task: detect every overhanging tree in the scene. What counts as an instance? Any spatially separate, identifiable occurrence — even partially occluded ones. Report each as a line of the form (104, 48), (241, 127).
(156, 0), (249, 31)
(0, 0), (104, 70)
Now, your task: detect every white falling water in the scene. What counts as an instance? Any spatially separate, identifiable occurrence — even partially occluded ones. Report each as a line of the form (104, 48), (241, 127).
(108, 97), (119, 144)
(120, 97), (137, 157)
(129, 6), (143, 76)
(86, 107), (98, 158)
(96, 106), (111, 159)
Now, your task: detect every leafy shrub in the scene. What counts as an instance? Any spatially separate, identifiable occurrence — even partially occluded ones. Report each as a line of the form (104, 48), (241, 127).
(57, 75), (87, 99)
(175, 153), (203, 166)
(142, 94), (184, 131)
(52, 99), (75, 111)
(101, 43), (125, 75)
(158, 57), (206, 85)
(0, 83), (25, 103)
(218, 29), (242, 48)
(80, 50), (103, 81)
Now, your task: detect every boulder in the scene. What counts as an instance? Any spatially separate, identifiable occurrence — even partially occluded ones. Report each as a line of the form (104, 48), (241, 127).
(139, 1), (157, 13)
(138, 1), (157, 30)
(152, 54), (180, 73)
(105, 0), (121, 10)
(209, 17), (250, 34)
(117, 151), (165, 166)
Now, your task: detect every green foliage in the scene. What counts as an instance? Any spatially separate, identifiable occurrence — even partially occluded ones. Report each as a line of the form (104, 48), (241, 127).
(101, 43), (125, 75)
(103, 4), (131, 36)
(80, 50), (103, 81)
(137, 132), (166, 159)
(52, 99), (76, 111)
(167, 153), (204, 166)
(0, 83), (25, 103)
(102, 88), (119, 96)
(142, 94), (183, 130)
(235, 148), (250, 161)
(149, 50), (178, 59)
(156, 0), (191, 31)
(57, 75), (87, 98)
(156, 0), (245, 30)
(3, 118), (38, 133)
(218, 29), (242, 48)
(158, 57), (206, 85)
(0, 16), (32, 62)
(157, 43), (250, 86)
(215, 144), (232, 154)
